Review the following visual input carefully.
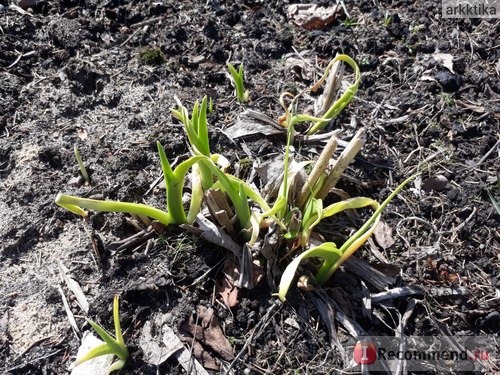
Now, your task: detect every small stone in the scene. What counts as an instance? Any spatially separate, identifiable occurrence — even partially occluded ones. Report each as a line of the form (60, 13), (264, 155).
(68, 176), (84, 186)
(421, 175), (449, 192)
(17, 0), (37, 9)
(435, 71), (461, 92)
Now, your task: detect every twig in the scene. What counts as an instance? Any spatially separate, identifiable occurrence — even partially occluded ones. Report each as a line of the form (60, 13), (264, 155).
(396, 216), (439, 250)
(370, 286), (424, 303)
(120, 26), (145, 47)
(476, 137), (499, 166)
(131, 16), (165, 28)
(437, 206), (476, 235)
(407, 148), (447, 175)
(8, 349), (63, 371)
(13, 336), (54, 362)
(7, 50), (36, 69)
(109, 226), (156, 252)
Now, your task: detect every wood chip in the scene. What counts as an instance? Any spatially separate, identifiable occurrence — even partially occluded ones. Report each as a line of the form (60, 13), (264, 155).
(287, 4), (342, 30)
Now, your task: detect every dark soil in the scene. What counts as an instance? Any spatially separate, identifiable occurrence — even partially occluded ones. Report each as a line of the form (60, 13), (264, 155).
(1, 1), (498, 374)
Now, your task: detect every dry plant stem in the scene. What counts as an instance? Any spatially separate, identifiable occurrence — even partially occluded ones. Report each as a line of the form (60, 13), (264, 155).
(307, 55), (361, 134)
(205, 189), (236, 236)
(298, 133), (338, 209)
(316, 128), (366, 200)
(315, 58), (344, 116)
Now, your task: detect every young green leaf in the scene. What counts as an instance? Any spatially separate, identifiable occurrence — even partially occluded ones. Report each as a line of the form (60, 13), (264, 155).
(172, 96), (215, 190)
(56, 149), (206, 226)
(73, 295), (128, 373)
(227, 63), (249, 103)
(55, 193), (173, 225)
(74, 145), (90, 183)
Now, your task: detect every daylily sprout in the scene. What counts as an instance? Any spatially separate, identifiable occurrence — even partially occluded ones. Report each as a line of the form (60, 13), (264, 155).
(56, 54), (412, 304)
(74, 145), (90, 184)
(227, 62), (249, 103)
(73, 295), (128, 373)
(277, 175), (416, 301)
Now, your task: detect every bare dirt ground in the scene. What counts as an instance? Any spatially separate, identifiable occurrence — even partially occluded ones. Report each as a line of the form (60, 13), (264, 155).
(0, 0), (499, 374)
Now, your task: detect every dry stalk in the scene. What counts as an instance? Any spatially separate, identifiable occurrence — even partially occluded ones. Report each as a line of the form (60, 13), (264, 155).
(298, 133), (338, 209)
(205, 189), (236, 236)
(316, 128), (366, 200)
(314, 57), (344, 116)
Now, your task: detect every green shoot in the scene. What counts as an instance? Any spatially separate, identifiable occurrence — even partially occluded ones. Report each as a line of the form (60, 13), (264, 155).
(277, 175), (416, 301)
(172, 96), (210, 157)
(172, 96), (229, 191)
(306, 54), (361, 134)
(74, 145), (90, 184)
(73, 295), (128, 373)
(208, 97), (214, 113)
(272, 92), (332, 221)
(55, 193), (174, 224)
(343, 17), (358, 28)
(383, 11), (392, 26)
(57, 146), (269, 243)
(227, 63), (249, 103)
(157, 143), (206, 223)
(55, 147), (206, 226)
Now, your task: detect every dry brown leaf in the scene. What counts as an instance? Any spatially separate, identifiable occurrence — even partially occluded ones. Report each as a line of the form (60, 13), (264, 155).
(183, 306), (235, 364)
(432, 52), (455, 73)
(373, 219), (395, 250)
(216, 257), (240, 308)
(455, 99), (485, 113)
(184, 339), (219, 371)
(287, 4), (342, 30)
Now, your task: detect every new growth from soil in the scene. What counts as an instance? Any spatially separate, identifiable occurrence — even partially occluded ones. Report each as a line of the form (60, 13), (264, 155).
(1, 1), (498, 374)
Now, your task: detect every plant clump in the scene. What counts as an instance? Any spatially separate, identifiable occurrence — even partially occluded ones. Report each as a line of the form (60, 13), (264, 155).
(138, 47), (166, 66)
(56, 54), (412, 304)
